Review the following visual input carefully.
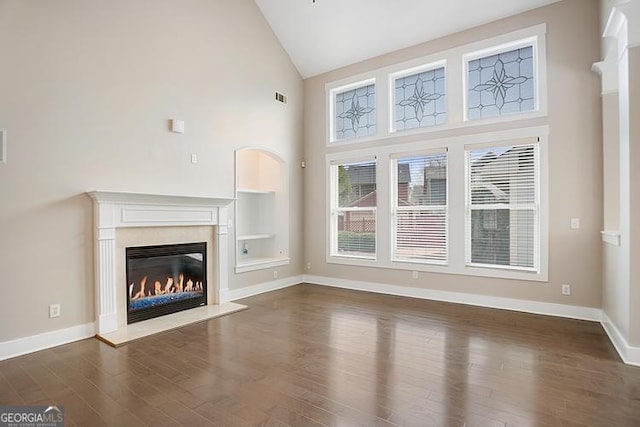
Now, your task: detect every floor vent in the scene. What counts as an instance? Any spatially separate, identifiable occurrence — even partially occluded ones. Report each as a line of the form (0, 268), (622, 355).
(275, 91), (288, 105)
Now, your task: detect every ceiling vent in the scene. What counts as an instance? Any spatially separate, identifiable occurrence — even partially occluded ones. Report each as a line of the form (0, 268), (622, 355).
(275, 91), (288, 105)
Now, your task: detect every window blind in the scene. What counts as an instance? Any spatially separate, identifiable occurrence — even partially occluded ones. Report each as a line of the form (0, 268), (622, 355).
(466, 142), (538, 270)
(392, 151), (447, 264)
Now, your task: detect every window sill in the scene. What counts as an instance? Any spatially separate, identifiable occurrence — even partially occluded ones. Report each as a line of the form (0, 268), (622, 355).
(326, 256), (547, 282)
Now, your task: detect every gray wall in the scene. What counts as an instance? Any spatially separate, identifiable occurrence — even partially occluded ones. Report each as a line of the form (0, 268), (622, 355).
(0, 0), (304, 342)
(303, 0), (603, 308)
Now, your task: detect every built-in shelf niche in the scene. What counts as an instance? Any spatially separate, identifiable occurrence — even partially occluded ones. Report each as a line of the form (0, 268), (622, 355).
(235, 148), (289, 273)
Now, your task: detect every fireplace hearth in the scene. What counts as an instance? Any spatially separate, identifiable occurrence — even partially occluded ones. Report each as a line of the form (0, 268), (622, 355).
(127, 242), (207, 324)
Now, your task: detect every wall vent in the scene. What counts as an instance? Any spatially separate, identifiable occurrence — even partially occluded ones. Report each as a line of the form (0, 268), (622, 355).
(275, 91), (288, 105)
(0, 130), (6, 164)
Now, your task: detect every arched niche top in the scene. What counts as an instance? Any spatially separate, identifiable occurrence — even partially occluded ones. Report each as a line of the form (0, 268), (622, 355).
(235, 147), (287, 193)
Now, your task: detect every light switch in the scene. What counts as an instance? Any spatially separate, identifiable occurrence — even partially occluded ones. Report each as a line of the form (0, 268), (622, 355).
(570, 218), (580, 229)
(191, 154), (198, 164)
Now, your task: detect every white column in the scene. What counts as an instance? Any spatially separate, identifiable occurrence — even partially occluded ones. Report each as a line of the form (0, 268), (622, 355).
(216, 206), (230, 303)
(94, 203), (118, 334)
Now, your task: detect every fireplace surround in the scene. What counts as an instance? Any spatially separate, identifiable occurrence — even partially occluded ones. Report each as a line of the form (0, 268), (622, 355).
(88, 191), (241, 344)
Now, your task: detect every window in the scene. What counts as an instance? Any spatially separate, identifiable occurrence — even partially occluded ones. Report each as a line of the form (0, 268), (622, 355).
(392, 151), (448, 264)
(332, 80), (376, 142)
(465, 140), (539, 271)
(391, 64), (447, 132)
(466, 43), (536, 120)
(324, 26), (548, 279)
(330, 159), (377, 258)
(326, 26), (546, 145)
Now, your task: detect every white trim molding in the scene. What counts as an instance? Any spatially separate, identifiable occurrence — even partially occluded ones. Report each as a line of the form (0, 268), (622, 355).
(592, 59), (619, 95)
(0, 129), (6, 164)
(601, 312), (640, 366)
(303, 275), (601, 322)
(616, 1), (640, 48)
(0, 323), (95, 362)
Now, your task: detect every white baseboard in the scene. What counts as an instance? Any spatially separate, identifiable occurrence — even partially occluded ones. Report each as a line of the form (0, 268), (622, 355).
(223, 275), (303, 302)
(0, 322), (95, 362)
(601, 312), (640, 367)
(303, 275), (602, 322)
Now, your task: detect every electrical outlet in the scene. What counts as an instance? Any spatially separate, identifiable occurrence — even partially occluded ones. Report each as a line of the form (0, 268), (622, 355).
(412, 271), (419, 279)
(49, 304), (61, 318)
(306, 262), (311, 270)
(570, 218), (580, 229)
(191, 153), (198, 164)
(273, 270), (278, 279)
(561, 284), (571, 296)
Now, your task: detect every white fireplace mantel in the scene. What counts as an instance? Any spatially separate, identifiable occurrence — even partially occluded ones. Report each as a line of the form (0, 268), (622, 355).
(88, 191), (235, 337)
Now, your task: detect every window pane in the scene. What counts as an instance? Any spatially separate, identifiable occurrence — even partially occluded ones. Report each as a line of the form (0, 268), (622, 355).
(470, 209), (535, 268)
(335, 83), (376, 141)
(394, 152), (447, 263)
(338, 161), (376, 208)
(468, 46), (535, 120)
(337, 210), (376, 256)
(467, 143), (538, 270)
(396, 209), (446, 262)
(394, 67), (446, 131)
(334, 160), (377, 258)
(397, 154), (447, 206)
(468, 145), (535, 205)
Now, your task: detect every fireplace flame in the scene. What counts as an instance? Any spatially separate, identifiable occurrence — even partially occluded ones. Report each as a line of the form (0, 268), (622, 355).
(130, 273), (203, 300)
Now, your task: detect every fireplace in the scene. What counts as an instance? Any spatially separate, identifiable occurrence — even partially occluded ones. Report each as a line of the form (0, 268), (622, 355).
(88, 191), (240, 342)
(126, 242), (207, 324)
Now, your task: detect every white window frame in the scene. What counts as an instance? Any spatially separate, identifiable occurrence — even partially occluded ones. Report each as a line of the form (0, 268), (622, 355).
(328, 78), (377, 144)
(328, 156), (378, 262)
(462, 36), (544, 123)
(464, 138), (541, 273)
(390, 149), (449, 265)
(388, 60), (448, 134)
(325, 126), (548, 282)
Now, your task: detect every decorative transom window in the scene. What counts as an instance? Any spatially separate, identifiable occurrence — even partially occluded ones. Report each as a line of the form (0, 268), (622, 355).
(466, 43), (536, 120)
(392, 65), (447, 132)
(465, 140), (539, 271)
(330, 159), (377, 258)
(332, 81), (376, 142)
(392, 151), (448, 264)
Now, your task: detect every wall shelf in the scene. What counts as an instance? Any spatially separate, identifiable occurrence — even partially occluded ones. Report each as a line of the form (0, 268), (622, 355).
(235, 256), (290, 273)
(237, 233), (275, 241)
(235, 149), (289, 273)
(237, 188), (275, 195)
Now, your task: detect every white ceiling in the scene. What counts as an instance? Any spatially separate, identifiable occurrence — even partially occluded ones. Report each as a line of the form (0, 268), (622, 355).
(254, 0), (561, 78)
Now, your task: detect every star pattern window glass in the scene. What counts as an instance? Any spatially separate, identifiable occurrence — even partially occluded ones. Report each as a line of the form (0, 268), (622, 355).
(334, 83), (376, 141)
(467, 46), (535, 120)
(394, 67), (446, 131)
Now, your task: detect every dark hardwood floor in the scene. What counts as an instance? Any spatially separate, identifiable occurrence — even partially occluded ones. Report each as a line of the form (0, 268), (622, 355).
(2, 284), (640, 426)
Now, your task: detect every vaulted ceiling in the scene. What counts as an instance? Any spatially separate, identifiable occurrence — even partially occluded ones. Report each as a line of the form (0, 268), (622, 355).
(255, 0), (562, 78)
